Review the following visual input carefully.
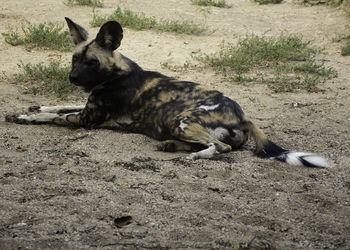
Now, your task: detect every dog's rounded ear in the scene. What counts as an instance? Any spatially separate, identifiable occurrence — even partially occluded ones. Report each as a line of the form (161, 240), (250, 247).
(95, 21), (123, 51)
(65, 17), (88, 45)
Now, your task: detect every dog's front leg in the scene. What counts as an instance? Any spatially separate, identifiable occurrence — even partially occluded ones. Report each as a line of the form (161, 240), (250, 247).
(5, 111), (82, 126)
(28, 105), (85, 114)
(6, 103), (106, 128)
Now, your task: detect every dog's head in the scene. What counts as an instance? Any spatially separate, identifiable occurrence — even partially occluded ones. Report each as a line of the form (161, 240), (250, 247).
(65, 18), (130, 92)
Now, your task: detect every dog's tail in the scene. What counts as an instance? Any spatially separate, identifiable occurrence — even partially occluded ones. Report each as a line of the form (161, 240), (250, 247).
(245, 120), (329, 168)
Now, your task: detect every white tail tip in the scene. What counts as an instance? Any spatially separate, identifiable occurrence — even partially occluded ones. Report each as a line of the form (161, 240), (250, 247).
(284, 152), (330, 168)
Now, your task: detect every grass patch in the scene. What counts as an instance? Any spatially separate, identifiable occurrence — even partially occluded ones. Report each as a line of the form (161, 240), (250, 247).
(196, 34), (337, 92)
(3, 29), (23, 46)
(300, 0), (347, 5)
(190, 0), (232, 8)
(341, 44), (350, 55)
(91, 7), (207, 35)
(157, 19), (207, 35)
(160, 61), (193, 72)
(334, 28), (350, 56)
(91, 7), (157, 30)
(65, 0), (103, 7)
(3, 22), (72, 51)
(340, 30), (350, 56)
(15, 59), (78, 99)
(253, 0), (283, 4)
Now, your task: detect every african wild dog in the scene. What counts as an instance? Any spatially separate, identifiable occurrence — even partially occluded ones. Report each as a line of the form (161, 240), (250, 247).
(5, 18), (329, 168)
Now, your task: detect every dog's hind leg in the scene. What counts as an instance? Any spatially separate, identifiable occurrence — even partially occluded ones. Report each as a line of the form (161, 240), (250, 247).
(28, 105), (85, 114)
(171, 120), (232, 159)
(157, 140), (195, 152)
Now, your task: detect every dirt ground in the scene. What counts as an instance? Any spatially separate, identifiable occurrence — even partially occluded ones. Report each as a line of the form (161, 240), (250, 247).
(0, 0), (350, 249)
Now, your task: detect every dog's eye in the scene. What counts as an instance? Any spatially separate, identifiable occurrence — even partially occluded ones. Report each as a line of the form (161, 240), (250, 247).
(88, 59), (99, 66)
(72, 54), (79, 63)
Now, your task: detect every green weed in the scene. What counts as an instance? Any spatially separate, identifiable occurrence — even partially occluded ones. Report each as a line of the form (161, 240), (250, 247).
(339, 29), (350, 56)
(3, 23), (72, 51)
(196, 34), (336, 92)
(333, 28), (350, 56)
(91, 7), (207, 35)
(253, 0), (283, 4)
(291, 60), (337, 76)
(15, 59), (78, 99)
(157, 19), (206, 35)
(190, 0), (232, 8)
(91, 7), (157, 30)
(341, 44), (350, 55)
(65, 0), (103, 7)
(3, 29), (23, 46)
(300, 0), (347, 5)
(160, 61), (192, 72)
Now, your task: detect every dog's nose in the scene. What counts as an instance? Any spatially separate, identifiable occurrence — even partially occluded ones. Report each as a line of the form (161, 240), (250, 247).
(69, 73), (78, 83)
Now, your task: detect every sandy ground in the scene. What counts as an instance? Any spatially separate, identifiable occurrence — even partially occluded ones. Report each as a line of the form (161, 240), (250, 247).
(1, 0), (350, 249)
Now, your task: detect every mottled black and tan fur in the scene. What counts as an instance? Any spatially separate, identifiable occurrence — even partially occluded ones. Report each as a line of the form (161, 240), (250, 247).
(6, 18), (329, 167)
